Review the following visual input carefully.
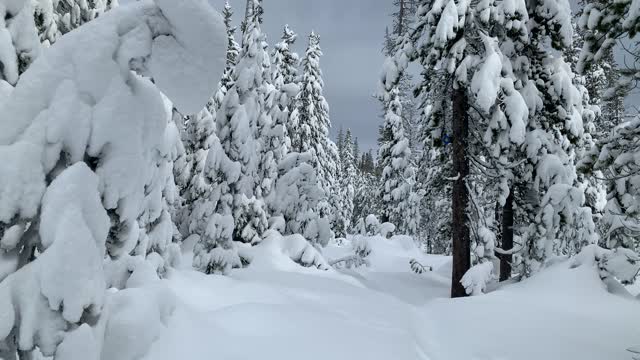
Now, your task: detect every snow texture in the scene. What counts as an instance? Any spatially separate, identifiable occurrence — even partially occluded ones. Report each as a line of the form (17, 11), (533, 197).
(0, 0), (226, 357)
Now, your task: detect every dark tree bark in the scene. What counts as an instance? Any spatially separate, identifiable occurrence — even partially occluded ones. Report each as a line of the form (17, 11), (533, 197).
(398, 0), (405, 36)
(451, 86), (471, 298)
(500, 191), (514, 282)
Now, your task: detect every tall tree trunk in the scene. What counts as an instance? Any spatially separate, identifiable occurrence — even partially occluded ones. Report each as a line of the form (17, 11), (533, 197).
(451, 86), (470, 298)
(500, 191), (514, 281)
(398, 0), (405, 36)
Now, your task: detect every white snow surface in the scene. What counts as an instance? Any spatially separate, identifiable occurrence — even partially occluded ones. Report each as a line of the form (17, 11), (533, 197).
(138, 235), (638, 360)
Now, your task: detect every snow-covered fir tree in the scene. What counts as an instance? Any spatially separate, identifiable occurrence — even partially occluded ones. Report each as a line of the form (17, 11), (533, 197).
(193, 0), (269, 274)
(578, 0), (640, 84)
(213, 0), (241, 110)
(295, 31), (339, 244)
(175, 0), (241, 243)
(52, 0), (117, 35)
(258, 24), (300, 203)
(578, 0), (640, 252)
(382, 0), (420, 158)
(0, 0), (225, 357)
(263, 24), (331, 246)
(336, 128), (356, 237)
(514, 0), (597, 275)
(378, 87), (420, 235)
(379, 0), (600, 293)
(352, 147), (380, 228)
(33, 0), (117, 46)
(0, 1), (42, 84)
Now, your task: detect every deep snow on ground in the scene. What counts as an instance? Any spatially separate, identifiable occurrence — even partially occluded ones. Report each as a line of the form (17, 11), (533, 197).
(143, 235), (639, 360)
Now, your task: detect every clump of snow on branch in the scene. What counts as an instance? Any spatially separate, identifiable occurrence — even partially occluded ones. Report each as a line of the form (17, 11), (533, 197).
(0, 0), (226, 357)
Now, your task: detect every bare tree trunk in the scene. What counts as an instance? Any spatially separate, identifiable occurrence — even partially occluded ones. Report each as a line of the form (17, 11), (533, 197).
(398, 0), (405, 36)
(451, 86), (470, 298)
(500, 191), (514, 282)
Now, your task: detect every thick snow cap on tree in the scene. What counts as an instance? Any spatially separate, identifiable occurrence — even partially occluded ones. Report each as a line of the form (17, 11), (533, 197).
(0, 0), (226, 226)
(0, 0), (41, 85)
(0, 0), (226, 357)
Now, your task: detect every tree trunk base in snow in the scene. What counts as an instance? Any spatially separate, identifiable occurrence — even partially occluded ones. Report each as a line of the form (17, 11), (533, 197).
(451, 86), (470, 298)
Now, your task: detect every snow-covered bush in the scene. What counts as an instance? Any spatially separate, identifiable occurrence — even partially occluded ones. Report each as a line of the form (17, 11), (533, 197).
(461, 262), (496, 296)
(572, 245), (640, 286)
(329, 235), (372, 270)
(0, 0), (226, 357)
(242, 229), (330, 271)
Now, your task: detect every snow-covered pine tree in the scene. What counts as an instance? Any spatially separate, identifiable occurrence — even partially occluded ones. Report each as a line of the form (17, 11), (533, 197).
(268, 152), (331, 245)
(582, 115), (640, 251)
(352, 145), (380, 230)
(0, 0), (225, 357)
(380, 0), (593, 293)
(295, 31), (338, 245)
(353, 137), (361, 164)
(377, 87), (420, 235)
(515, 0), (597, 275)
(175, 1), (241, 243)
(258, 24), (300, 205)
(0, 0), (117, 86)
(336, 128), (356, 237)
(380, 0), (477, 297)
(213, 0), (241, 111)
(176, 108), (216, 240)
(337, 126), (345, 163)
(273, 24), (300, 142)
(0, 1), (41, 85)
(577, 0), (640, 252)
(193, 0), (269, 274)
(382, 0), (420, 161)
(52, 0), (117, 35)
(471, 0), (530, 281)
(565, 21), (610, 240)
(578, 0), (640, 85)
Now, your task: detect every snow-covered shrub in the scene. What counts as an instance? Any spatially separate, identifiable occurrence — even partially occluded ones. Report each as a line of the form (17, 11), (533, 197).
(329, 235), (372, 270)
(461, 262), (495, 296)
(572, 245), (640, 286)
(379, 222), (396, 239)
(242, 229), (330, 271)
(0, 0), (226, 357)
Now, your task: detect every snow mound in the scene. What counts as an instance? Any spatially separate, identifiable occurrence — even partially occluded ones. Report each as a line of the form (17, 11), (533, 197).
(325, 234), (450, 273)
(242, 230), (331, 272)
(418, 259), (640, 360)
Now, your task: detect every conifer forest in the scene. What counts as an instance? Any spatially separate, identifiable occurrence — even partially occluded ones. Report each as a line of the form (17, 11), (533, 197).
(0, 0), (639, 359)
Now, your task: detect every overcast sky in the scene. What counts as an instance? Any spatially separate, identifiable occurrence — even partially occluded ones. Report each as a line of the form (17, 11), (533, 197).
(124, 0), (640, 153)
(221, 0), (392, 153)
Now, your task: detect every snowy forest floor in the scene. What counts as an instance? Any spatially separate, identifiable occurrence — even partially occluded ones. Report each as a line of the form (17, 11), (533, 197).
(142, 236), (640, 360)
